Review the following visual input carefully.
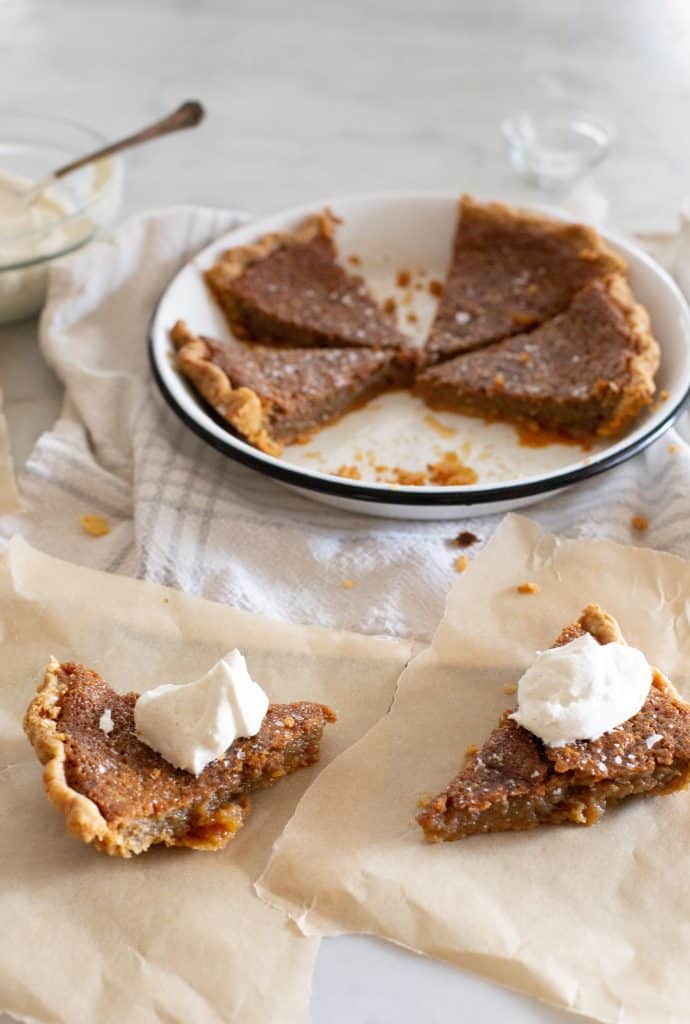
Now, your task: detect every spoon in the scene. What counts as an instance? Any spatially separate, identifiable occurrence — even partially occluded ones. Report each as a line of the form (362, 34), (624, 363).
(6, 100), (205, 212)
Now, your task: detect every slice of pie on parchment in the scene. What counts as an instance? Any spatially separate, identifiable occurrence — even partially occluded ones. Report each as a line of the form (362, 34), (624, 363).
(24, 658), (335, 857)
(418, 604), (690, 842)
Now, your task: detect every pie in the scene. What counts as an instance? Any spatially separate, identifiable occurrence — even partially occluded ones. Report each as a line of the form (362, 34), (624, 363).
(417, 604), (690, 842)
(205, 208), (409, 352)
(171, 319), (397, 455)
(23, 658), (336, 857)
(425, 194), (626, 361)
(414, 276), (659, 439)
(175, 197), (661, 462)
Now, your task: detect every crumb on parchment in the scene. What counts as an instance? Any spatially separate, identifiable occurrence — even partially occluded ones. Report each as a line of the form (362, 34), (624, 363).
(517, 582), (540, 595)
(342, 578), (354, 590)
(668, 444), (679, 455)
(631, 515), (648, 532)
(80, 514), (110, 537)
(503, 683), (518, 695)
(454, 555), (469, 573)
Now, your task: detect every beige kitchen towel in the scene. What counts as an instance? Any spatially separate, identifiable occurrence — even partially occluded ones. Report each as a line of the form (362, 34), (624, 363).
(258, 514), (690, 1024)
(0, 536), (413, 1024)
(0, 388), (19, 515)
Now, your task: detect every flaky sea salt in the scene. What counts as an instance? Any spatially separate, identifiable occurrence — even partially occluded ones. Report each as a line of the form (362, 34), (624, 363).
(99, 708), (114, 735)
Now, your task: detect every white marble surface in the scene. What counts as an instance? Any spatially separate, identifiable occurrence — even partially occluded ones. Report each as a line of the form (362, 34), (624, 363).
(2, 1), (690, 1021)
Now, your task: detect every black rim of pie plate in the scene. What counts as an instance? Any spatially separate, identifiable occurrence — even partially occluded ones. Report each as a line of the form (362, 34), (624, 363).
(148, 316), (690, 508)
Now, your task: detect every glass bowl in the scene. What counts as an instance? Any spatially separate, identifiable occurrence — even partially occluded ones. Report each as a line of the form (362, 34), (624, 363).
(502, 108), (615, 193)
(0, 114), (124, 325)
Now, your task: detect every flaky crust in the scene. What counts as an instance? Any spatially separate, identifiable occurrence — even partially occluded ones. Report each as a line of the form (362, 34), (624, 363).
(23, 657), (128, 857)
(205, 209), (338, 297)
(170, 319), (281, 456)
(597, 274), (660, 437)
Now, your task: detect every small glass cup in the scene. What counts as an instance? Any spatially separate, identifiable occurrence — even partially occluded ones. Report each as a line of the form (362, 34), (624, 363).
(502, 108), (615, 193)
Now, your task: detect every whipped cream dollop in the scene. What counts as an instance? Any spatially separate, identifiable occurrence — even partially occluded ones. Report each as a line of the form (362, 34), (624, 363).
(134, 650), (269, 775)
(510, 633), (652, 747)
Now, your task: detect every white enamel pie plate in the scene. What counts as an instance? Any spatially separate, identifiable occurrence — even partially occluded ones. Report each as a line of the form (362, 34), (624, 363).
(149, 193), (690, 520)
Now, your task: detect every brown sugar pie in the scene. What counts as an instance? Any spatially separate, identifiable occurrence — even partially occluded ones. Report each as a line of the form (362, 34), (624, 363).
(171, 319), (397, 455)
(414, 276), (659, 440)
(175, 197), (661, 460)
(24, 658), (336, 857)
(418, 604), (690, 842)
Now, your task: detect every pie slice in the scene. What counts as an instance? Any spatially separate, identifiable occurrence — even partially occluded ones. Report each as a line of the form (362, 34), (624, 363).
(171, 319), (396, 455)
(426, 194), (626, 361)
(414, 276), (659, 439)
(205, 209), (409, 352)
(24, 658), (336, 857)
(417, 604), (690, 842)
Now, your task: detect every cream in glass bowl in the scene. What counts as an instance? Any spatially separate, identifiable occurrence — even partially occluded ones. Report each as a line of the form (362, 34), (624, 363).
(0, 113), (124, 325)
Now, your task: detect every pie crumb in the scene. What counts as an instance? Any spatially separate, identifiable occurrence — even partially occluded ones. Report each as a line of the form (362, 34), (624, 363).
(428, 451), (478, 486)
(428, 279), (443, 297)
(452, 530), (479, 548)
(454, 554), (469, 573)
(389, 467), (427, 486)
(342, 578), (354, 590)
(407, 311), (418, 324)
(631, 514), (649, 532)
(465, 743), (479, 758)
(383, 297), (396, 315)
(80, 514), (110, 537)
(668, 443), (679, 455)
(503, 683), (518, 695)
(660, 389), (669, 401)
(416, 793), (432, 808)
(396, 269), (411, 288)
(518, 351), (531, 363)
(336, 465), (361, 480)
(347, 255), (362, 266)
(517, 582), (540, 594)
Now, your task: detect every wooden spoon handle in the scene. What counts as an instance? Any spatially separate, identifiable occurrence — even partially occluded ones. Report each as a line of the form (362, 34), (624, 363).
(53, 100), (205, 179)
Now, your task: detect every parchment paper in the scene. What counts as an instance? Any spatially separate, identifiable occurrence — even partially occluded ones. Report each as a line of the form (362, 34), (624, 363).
(0, 536), (413, 1024)
(258, 514), (690, 1024)
(0, 388), (19, 515)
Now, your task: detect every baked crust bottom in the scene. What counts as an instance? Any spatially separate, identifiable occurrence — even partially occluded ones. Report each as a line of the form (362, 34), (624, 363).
(24, 658), (335, 857)
(418, 604), (690, 842)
